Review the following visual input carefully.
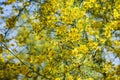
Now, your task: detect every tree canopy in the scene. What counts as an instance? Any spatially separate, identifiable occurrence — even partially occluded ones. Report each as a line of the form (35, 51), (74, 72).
(0, 0), (120, 80)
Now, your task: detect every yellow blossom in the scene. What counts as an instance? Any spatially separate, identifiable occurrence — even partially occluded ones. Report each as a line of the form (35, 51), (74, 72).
(55, 78), (61, 80)
(21, 14), (27, 19)
(113, 9), (120, 19)
(72, 48), (78, 55)
(78, 45), (89, 54)
(7, 0), (16, 4)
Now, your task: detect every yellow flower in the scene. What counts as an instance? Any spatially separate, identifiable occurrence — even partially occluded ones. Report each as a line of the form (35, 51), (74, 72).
(24, 2), (30, 6)
(90, 0), (96, 3)
(76, 20), (84, 32)
(67, 75), (73, 80)
(113, 9), (120, 19)
(113, 40), (120, 47)
(55, 78), (61, 80)
(78, 45), (89, 54)
(72, 48), (78, 55)
(66, 73), (73, 80)
(87, 78), (94, 80)
(77, 78), (82, 80)
(103, 63), (112, 74)
(7, 0), (16, 4)
(100, 38), (106, 44)
(87, 42), (98, 50)
(0, 54), (4, 62)
(66, 0), (74, 7)
(21, 14), (27, 19)
(71, 7), (80, 19)
(68, 28), (81, 42)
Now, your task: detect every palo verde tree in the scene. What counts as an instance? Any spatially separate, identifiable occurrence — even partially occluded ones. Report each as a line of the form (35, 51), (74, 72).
(0, 0), (120, 80)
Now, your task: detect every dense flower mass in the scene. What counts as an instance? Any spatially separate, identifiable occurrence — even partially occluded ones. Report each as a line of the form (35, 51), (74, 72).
(0, 0), (120, 80)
